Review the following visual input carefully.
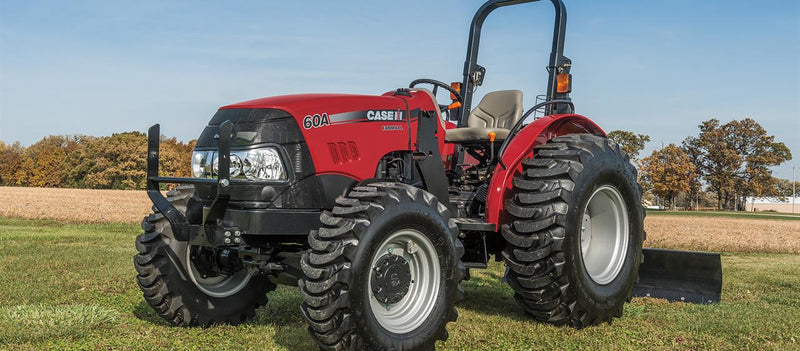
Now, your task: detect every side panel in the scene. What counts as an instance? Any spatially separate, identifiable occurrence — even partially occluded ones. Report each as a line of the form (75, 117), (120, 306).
(393, 90), (457, 166)
(485, 114), (605, 229)
(392, 90), (453, 204)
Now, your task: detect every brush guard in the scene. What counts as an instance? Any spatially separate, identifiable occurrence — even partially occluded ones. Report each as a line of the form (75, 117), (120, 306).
(633, 248), (722, 304)
(146, 121), (245, 247)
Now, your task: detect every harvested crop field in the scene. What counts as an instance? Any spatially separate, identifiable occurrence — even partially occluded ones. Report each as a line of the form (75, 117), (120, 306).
(0, 186), (151, 224)
(645, 215), (800, 254)
(0, 186), (798, 253)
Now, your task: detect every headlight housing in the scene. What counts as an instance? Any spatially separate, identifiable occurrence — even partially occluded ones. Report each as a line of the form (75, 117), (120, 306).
(191, 147), (286, 181)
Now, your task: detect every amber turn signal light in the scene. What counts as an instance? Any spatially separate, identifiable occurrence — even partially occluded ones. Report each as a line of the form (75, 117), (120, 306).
(556, 73), (571, 93)
(488, 131), (496, 143)
(450, 82), (462, 100)
(448, 101), (462, 110)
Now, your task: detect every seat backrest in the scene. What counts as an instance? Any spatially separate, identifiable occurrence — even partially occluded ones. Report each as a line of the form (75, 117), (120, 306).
(468, 90), (523, 129)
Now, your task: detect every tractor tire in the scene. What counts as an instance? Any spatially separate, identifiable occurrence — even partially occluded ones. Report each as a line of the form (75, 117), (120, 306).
(299, 182), (465, 350)
(502, 133), (644, 327)
(134, 185), (275, 326)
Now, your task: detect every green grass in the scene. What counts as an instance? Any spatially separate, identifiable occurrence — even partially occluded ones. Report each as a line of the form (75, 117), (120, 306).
(646, 209), (800, 221)
(1, 216), (798, 350)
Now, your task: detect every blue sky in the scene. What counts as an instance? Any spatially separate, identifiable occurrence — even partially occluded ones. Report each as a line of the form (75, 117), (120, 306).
(1, 0), (798, 178)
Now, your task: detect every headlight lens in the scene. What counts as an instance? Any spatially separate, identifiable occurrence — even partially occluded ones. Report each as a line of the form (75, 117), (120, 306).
(242, 149), (284, 180)
(191, 151), (206, 178)
(192, 147), (286, 181)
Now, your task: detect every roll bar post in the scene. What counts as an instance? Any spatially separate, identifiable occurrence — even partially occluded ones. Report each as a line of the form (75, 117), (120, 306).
(459, 0), (571, 126)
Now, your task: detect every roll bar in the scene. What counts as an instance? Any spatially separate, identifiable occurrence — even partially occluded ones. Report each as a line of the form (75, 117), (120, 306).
(459, 0), (571, 126)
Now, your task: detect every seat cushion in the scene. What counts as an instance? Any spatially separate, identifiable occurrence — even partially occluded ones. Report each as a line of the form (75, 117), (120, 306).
(445, 127), (510, 143)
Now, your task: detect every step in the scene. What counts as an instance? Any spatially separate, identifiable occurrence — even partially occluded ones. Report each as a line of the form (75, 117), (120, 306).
(452, 217), (496, 232)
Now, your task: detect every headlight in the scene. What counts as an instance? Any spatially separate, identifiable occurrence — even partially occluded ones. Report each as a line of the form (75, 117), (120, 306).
(192, 147), (286, 181)
(242, 149), (284, 180)
(191, 151), (208, 178)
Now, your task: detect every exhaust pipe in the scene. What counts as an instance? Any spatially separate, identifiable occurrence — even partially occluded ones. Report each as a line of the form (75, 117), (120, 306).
(633, 248), (722, 304)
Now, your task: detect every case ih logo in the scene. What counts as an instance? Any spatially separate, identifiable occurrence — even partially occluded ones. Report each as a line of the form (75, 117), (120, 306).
(303, 113), (331, 129)
(367, 110), (404, 121)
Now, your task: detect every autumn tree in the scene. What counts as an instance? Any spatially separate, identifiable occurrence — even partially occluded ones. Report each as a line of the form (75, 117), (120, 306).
(772, 177), (800, 199)
(0, 142), (26, 185)
(606, 130), (651, 160)
(683, 118), (791, 210)
(640, 144), (696, 210)
(14, 136), (79, 187)
(79, 132), (149, 189)
(160, 137), (196, 179)
(4, 131), (195, 190)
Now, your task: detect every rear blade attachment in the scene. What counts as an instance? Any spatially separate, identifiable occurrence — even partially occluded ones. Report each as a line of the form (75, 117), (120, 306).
(633, 248), (722, 304)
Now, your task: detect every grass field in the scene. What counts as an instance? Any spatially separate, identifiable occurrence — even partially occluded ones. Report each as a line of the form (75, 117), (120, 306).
(1, 187), (799, 350)
(1, 217), (798, 350)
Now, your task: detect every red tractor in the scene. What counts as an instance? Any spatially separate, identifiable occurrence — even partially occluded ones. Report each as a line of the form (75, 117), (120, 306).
(135, 0), (721, 350)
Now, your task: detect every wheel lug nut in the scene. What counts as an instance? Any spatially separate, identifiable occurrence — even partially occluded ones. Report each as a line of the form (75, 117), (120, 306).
(234, 231), (241, 237)
(406, 240), (418, 255)
(224, 238), (232, 244)
(224, 231), (231, 237)
(234, 237), (241, 243)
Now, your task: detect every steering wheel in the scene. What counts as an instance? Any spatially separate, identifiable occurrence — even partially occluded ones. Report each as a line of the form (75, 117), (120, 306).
(409, 79), (463, 111)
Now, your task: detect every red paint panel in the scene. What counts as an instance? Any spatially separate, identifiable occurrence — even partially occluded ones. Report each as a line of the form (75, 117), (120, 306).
(484, 114), (605, 229)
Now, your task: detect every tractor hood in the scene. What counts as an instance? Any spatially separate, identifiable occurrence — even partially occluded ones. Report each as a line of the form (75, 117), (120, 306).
(195, 93), (406, 147)
(189, 91), (414, 208)
(219, 93), (405, 119)
(196, 90), (437, 185)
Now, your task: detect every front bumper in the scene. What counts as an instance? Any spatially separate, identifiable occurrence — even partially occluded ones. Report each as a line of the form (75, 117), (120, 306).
(146, 121), (319, 248)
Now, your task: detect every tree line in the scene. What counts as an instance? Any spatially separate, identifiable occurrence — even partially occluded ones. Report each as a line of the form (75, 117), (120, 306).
(0, 117), (793, 211)
(0, 133), (194, 190)
(609, 118), (793, 210)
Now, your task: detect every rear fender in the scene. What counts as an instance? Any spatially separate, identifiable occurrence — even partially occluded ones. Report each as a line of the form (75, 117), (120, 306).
(485, 114), (605, 229)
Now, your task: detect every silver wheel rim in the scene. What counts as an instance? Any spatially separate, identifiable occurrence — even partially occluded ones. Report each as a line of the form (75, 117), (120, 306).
(368, 229), (440, 334)
(185, 246), (253, 298)
(580, 185), (629, 285)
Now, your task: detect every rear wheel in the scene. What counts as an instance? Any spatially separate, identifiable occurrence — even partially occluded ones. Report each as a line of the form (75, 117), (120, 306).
(502, 134), (644, 327)
(299, 182), (465, 350)
(134, 185), (275, 326)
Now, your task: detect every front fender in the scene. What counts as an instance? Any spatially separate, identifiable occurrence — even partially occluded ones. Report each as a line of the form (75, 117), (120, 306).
(485, 114), (605, 229)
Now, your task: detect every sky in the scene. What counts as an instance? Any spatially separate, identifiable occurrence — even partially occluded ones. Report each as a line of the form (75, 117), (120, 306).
(1, 0), (798, 178)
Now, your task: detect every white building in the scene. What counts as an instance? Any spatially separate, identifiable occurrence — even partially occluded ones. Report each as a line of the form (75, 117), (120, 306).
(745, 197), (799, 213)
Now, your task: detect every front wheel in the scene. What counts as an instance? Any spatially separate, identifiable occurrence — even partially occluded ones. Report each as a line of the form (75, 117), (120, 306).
(502, 134), (644, 327)
(299, 182), (465, 350)
(134, 185), (275, 326)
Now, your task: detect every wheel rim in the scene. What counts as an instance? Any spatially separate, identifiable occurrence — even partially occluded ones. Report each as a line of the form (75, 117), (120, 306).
(185, 246), (253, 298)
(368, 229), (440, 334)
(580, 185), (629, 285)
